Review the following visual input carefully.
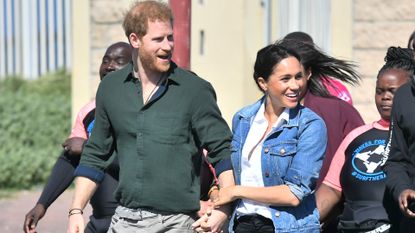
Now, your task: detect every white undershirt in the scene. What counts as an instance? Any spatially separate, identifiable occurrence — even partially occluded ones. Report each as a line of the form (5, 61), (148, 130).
(236, 103), (289, 219)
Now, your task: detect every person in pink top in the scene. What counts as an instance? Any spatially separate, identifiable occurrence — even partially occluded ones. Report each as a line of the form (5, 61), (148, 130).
(321, 78), (353, 105)
(278, 37), (364, 233)
(67, 100), (95, 141)
(62, 41), (134, 155)
(316, 47), (414, 233)
(23, 42), (132, 233)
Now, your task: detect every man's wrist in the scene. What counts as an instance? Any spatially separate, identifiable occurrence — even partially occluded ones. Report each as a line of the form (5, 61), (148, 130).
(35, 203), (46, 209)
(215, 202), (232, 216)
(68, 208), (83, 217)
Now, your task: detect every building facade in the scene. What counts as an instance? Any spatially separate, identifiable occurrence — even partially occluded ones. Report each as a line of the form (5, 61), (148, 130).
(72, 0), (415, 123)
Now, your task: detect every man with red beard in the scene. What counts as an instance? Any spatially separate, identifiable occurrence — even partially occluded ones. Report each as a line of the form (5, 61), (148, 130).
(68, 1), (233, 233)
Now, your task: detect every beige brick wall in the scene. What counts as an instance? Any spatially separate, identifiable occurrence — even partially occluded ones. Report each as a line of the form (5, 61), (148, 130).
(352, 0), (415, 122)
(89, 0), (131, 96)
(76, 0), (414, 123)
(72, 0), (131, 120)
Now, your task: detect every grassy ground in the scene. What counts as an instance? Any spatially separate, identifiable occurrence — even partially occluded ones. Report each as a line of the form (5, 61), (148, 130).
(0, 189), (18, 199)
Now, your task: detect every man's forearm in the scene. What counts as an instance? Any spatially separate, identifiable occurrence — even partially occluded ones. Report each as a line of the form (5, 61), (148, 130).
(70, 176), (98, 210)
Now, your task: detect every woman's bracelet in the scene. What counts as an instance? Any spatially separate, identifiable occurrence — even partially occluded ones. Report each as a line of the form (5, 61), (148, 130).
(208, 185), (219, 198)
(68, 208), (83, 217)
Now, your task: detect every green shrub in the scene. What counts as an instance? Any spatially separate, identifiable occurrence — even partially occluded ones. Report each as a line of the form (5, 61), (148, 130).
(0, 70), (71, 189)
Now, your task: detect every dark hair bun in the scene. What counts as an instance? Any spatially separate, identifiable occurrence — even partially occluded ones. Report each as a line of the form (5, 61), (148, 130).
(378, 46), (415, 78)
(385, 46), (414, 64)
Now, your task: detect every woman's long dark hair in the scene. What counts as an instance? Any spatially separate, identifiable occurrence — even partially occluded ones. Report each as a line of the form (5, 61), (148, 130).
(278, 39), (361, 97)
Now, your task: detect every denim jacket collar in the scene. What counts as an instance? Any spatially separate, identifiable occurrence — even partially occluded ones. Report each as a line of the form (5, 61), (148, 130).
(235, 96), (301, 129)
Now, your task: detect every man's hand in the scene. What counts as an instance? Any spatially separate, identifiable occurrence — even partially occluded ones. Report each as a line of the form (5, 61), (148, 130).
(67, 213), (85, 233)
(399, 189), (415, 218)
(23, 203), (46, 233)
(192, 209), (210, 232)
(192, 207), (229, 233)
(198, 200), (214, 217)
(192, 169), (234, 232)
(62, 137), (86, 156)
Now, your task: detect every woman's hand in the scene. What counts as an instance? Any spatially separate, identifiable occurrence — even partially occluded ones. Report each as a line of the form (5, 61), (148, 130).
(213, 185), (238, 207)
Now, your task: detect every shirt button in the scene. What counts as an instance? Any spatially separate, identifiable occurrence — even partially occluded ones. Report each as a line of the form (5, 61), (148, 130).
(264, 148), (270, 154)
(264, 172), (269, 177)
(138, 133), (143, 137)
(275, 211), (280, 217)
(280, 148), (285, 155)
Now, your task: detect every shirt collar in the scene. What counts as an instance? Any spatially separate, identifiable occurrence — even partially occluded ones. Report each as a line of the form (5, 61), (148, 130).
(374, 118), (390, 130)
(121, 62), (135, 83)
(253, 102), (290, 128)
(123, 62), (178, 84)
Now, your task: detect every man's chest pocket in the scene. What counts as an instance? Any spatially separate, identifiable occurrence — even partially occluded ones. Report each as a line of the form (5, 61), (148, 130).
(147, 113), (191, 145)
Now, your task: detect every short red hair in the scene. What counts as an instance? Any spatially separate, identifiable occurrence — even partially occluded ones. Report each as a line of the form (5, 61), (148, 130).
(122, 0), (173, 39)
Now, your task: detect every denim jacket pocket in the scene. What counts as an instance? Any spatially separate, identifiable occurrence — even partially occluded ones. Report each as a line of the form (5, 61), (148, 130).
(268, 140), (297, 156)
(268, 140), (297, 177)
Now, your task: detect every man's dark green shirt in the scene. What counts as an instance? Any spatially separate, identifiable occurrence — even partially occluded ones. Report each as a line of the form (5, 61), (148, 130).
(75, 62), (232, 213)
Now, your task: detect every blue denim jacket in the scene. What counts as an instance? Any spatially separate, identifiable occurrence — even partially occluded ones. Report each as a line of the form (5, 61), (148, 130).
(229, 97), (327, 233)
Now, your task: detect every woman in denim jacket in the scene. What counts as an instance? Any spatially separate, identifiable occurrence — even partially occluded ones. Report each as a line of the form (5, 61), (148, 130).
(213, 43), (327, 233)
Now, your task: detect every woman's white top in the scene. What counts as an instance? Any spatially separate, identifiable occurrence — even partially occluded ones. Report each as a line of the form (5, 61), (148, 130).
(236, 102), (289, 219)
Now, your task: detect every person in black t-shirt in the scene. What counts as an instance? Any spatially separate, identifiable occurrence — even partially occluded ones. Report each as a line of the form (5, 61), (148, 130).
(317, 46), (414, 233)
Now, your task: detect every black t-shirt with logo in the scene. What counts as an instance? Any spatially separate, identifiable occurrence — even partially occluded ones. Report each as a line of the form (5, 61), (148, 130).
(340, 127), (388, 204)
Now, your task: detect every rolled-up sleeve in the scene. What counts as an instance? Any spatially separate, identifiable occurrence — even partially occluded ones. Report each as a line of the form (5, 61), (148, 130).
(190, 81), (232, 169)
(74, 165), (105, 183)
(77, 79), (115, 181)
(284, 115), (327, 201)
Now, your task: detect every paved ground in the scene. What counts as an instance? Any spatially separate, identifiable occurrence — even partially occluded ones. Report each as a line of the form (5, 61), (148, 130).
(0, 189), (91, 233)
